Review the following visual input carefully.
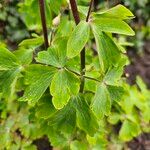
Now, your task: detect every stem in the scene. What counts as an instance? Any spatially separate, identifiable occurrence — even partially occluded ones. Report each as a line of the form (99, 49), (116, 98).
(39, 0), (49, 49)
(69, 0), (80, 25)
(69, 0), (85, 93)
(86, 0), (94, 22)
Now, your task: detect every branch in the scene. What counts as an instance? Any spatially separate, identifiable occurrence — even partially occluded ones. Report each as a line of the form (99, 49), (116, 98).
(39, 0), (49, 49)
(86, 0), (94, 22)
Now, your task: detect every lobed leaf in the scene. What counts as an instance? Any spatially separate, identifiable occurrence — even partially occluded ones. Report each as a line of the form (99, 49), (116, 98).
(50, 69), (80, 109)
(19, 65), (57, 105)
(36, 38), (67, 68)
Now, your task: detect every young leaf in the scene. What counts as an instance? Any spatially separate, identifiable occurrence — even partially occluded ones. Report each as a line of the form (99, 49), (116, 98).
(91, 83), (111, 119)
(73, 95), (99, 136)
(92, 30), (121, 72)
(19, 65), (57, 105)
(67, 21), (90, 58)
(50, 69), (80, 109)
(95, 4), (134, 20)
(91, 18), (135, 36)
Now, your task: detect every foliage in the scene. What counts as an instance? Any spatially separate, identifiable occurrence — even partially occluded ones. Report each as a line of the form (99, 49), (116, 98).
(0, 0), (149, 149)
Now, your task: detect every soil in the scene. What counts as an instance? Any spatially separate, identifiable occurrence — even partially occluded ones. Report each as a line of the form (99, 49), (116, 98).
(127, 133), (150, 150)
(125, 40), (150, 88)
(33, 137), (53, 150)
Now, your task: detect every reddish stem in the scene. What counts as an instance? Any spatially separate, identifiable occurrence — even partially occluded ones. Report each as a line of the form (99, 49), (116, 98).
(39, 0), (49, 49)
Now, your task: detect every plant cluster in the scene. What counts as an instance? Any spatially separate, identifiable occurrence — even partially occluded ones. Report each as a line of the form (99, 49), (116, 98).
(0, 0), (149, 149)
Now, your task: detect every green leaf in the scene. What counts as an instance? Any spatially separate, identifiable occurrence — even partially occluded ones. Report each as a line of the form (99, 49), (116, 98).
(47, 127), (68, 148)
(19, 65), (57, 105)
(0, 68), (21, 98)
(104, 66), (123, 85)
(78, 5), (89, 17)
(19, 0), (52, 30)
(36, 37), (67, 68)
(107, 85), (125, 102)
(119, 120), (141, 141)
(108, 113), (121, 124)
(49, 0), (62, 14)
(91, 17), (135, 36)
(95, 4), (134, 20)
(67, 21), (90, 58)
(48, 101), (76, 135)
(14, 48), (33, 65)
(92, 30), (121, 72)
(50, 69), (80, 109)
(70, 140), (88, 150)
(92, 83), (111, 119)
(35, 94), (56, 119)
(19, 36), (43, 48)
(56, 17), (75, 37)
(73, 95), (99, 136)
(0, 46), (20, 70)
